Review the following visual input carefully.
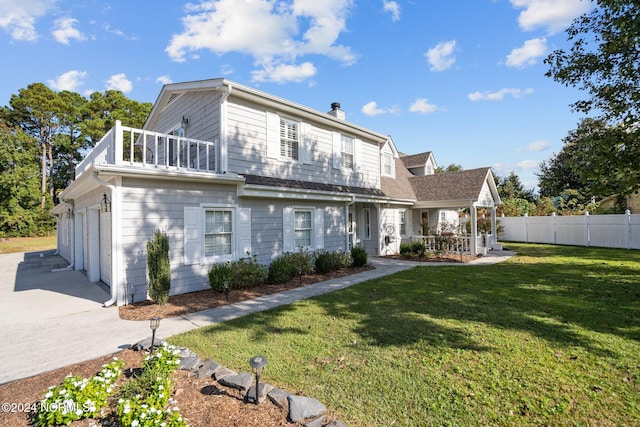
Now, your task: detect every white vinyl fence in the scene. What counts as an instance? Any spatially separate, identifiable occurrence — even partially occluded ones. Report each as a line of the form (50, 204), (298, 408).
(500, 211), (640, 250)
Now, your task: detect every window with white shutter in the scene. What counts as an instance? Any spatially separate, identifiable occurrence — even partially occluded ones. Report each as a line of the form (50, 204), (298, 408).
(341, 135), (354, 169)
(280, 118), (299, 160)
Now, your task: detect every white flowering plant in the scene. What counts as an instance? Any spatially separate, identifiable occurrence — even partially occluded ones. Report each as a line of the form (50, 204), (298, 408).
(116, 343), (187, 427)
(34, 357), (124, 426)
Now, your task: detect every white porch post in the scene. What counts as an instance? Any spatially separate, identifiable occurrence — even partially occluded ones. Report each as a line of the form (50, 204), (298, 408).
(470, 203), (477, 256)
(491, 206), (497, 245)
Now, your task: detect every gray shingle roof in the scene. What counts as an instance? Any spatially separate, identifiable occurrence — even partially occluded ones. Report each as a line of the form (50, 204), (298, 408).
(399, 151), (432, 168)
(409, 167), (492, 201)
(243, 174), (386, 197)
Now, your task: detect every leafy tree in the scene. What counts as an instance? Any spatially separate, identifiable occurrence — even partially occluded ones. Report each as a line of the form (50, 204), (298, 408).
(497, 171), (536, 202)
(545, 0), (640, 124)
(436, 163), (463, 173)
(84, 90), (152, 145)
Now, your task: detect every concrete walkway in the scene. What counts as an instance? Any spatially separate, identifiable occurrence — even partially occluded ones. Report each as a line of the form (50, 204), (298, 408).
(0, 250), (515, 385)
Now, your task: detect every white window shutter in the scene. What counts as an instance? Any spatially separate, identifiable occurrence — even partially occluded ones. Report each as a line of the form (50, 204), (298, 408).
(236, 208), (252, 258)
(300, 122), (311, 164)
(266, 112), (280, 159)
(354, 138), (362, 172)
(314, 208), (324, 249)
(283, 207), (294, 253)
(183, 207), (202, 265)
(332, 131), (341, 169)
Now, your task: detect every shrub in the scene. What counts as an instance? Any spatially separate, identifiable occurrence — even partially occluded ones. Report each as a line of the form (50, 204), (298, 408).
(147, 229), (171, 305)
(410, 240), (426, 256)
(399, 242), (412, 258)
(232, 254), (267, 289)
(268, 256), (296, 284)
(208, 262), (233, 293)
(283, 250), (315, 275)
(314, 251), (335, 274)
(334, 250), (353, 269)
(351, 246), (368, 267)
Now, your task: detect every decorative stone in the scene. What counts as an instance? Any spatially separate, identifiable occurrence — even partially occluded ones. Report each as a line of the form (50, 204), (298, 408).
(179, 355), (201, 372)
(288, 395), (327, 422)
(218, 371), (254, 391)
(196, 359), (220, 379)
(214, 366), (236, 380)
(267, 387), (291, 409)
(304, 416), (325, 427)
(324, 421), (348, 427)
(245, 382), (274, 403)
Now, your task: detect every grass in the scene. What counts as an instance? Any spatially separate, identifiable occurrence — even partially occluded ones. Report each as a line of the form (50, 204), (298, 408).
(169, 243), (640, 426)
(0, 235), (57, 254)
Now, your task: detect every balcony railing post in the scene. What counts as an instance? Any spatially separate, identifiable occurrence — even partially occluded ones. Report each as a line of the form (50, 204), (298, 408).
(114, 120), (123, 165)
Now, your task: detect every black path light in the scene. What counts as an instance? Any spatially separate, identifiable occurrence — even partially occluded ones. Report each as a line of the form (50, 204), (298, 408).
(150, 317), (161, 353)
(249, 355), (268, 404)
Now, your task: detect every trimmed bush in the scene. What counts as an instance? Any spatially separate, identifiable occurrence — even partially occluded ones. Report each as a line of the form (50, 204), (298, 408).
(410, 240), (426, 256)
(208, 262), (233, 293)
(351, 246), (368, 267)
(314, 251), (335, 274)
(147, 229), (171, 305)
(232, 255), (267, 289)
(268, 257), (296, 284)
(399, 242), (412, 258)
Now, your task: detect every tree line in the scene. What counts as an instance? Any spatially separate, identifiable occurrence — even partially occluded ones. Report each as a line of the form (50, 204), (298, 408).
(0, 83), (151, 236)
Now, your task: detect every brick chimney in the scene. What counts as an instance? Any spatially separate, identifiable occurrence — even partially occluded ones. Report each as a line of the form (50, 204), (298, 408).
(327, 102), (345, 120)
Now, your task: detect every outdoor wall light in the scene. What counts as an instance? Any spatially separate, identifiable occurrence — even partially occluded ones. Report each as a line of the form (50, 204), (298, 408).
(101, 193), (111, 213)
(249, 355), (268, 404)
(150, 317), (161, 353)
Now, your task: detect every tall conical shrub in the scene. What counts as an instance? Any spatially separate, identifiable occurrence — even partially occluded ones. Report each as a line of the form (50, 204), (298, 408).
(147, 229), (171, 304)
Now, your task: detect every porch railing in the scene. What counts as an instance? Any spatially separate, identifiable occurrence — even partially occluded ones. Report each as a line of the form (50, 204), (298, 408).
(411, 234), (473, 255)
(76, 120), (218, 178)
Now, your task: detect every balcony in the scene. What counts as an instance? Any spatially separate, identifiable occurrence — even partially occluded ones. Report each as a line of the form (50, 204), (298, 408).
(76, 120), (218, 178)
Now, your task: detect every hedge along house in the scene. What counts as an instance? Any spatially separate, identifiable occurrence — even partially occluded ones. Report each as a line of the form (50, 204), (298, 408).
(51, 78), (501, 306)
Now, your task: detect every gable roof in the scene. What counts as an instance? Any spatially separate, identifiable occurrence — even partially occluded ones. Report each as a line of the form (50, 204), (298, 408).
(399, 151), (434, 169)
(409, 167), (500, 207)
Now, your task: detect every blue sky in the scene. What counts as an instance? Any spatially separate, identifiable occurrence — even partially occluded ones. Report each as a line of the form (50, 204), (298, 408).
(0, 0), (593, 190)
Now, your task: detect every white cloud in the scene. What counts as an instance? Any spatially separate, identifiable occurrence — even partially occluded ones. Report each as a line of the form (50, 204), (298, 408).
(0, 0), (55, 41)
(492, 159), (541, 174)
(517, 140), (550, 152)
(252, 62), (317, 83)
(52, 17), (86, 45)
(505, 38), (547, 68)
(166, 0), (356, 83)
(155, 75), (172, 85)
(47, 70), (88, 92)
(510, 0), (591, 34)
(468, 87), (534, 101)
(383, 0), (400, 22)
(106, 73), (133, 93)
(425, 40), (456, 72)
(361, 101), (399, 116)
(221, 64), (235, 75)
(409, 98), (437, 114)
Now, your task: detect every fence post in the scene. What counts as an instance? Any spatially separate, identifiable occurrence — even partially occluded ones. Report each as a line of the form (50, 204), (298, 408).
(552, 212), (556, 244)
(524, 213), (529, 243)
(584, 211), (590, 247)
(626, 209), (632, 249)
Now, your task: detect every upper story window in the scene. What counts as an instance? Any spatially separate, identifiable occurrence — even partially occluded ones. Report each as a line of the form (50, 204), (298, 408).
(280, 118), (299, 160)
(399, 210), (406, 236)
(341, 135), (354, 169)
(205, 209), (233, 257)
(382, 152), (393, 176)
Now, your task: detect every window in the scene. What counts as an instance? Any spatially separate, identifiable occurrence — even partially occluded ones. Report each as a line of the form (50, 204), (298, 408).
(399, 210), (406, 235)
(341, 135), (354, 169)
(294, 210), (312, 248)
(205, 209), (233, 257)
(280, 118), (299, 160)
(364, 208), (371, 240)
(383, 152), (393, 176)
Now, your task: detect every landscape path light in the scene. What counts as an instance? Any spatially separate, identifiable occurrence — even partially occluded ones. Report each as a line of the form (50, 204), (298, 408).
(249, 355), (268, 404)
(150, 317), (161, 353)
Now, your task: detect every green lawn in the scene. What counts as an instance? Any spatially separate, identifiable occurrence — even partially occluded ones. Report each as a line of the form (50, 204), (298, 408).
(169, 243), (640, 426)
(0, 235), (57, 254)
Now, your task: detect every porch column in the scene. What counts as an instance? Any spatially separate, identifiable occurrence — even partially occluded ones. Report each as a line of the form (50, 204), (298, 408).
(491, 206), (497, 245)
(470, 203), (477, 256)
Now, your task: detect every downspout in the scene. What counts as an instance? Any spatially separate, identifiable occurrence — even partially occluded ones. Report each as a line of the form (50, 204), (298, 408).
(92, 172), (122, 307)
(345, 196), (356, 251)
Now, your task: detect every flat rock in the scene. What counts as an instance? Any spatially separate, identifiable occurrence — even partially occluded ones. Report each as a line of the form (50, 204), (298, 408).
(304, 416), (325, 427)
(218, 371), (254, 391)
(214, 366), (236, 380)
(267, 387), (291, 409)
(245, 382), (274, 403)
(196, 359), (220, 379)
(179, 355), (201, 372)
(288, 395), (327, 422)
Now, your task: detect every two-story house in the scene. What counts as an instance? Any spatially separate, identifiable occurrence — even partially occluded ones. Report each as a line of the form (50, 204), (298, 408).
(51, 78), (500, 306)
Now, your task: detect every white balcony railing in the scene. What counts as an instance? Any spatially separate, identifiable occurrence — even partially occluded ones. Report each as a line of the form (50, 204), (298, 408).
(76, 120), (218, 178)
